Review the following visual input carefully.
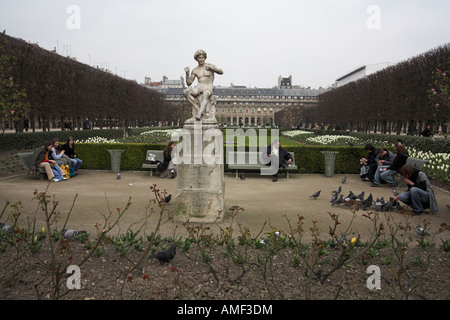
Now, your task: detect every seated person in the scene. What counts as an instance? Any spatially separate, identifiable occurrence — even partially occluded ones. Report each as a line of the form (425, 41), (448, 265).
(371, 148), (396, 187)
(30, 140), (66, 182)
(379, 142), (409, 187)
(61, 136), (83, 173)
(360, 143), (377, 182)
(395, 164), (438, 215)
(266, 139), (293, 182)
(50, 138), (71, 167)
(157, 141), (177, 178)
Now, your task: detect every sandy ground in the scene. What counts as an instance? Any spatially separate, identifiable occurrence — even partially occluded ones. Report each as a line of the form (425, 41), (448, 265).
(0, 170), (449, 242)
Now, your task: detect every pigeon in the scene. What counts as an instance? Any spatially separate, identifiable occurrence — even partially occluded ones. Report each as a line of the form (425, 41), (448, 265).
(361, 193), (373, 210)
(374, 198), (383, 212)
(239, 174), (246, 180)
(344, 191), (357, 201)
(1, 223), (12, 234)
(117, 173), (121, 179)
(62, 228), (87, 240)
(342, 176), (347, 184)
(260, 231), (280, 244)
(381, 199), (395, 212)
(392, 189), (399, 197)
(415, 225), (430, 237)
(330, 193), (338, 203)
(332, 186), (342, 195)
(149, 244), (177, 263)
(356, 191), (365, 201)
(331, 195), (344, 206)
(310, 190), (321, 199)
(164, 194), (172, 203)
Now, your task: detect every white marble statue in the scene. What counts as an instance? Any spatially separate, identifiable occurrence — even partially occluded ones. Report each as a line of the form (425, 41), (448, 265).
(183, 49), (223, 121)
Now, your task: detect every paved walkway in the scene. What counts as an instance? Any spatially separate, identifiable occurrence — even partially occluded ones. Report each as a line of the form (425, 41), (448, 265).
(0, 170), (449, 241)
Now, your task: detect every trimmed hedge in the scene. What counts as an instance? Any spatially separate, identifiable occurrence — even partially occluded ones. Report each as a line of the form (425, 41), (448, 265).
(75, 143), (368, 174)
(76, 143), (165, 171)
(286, 145), (366, 174)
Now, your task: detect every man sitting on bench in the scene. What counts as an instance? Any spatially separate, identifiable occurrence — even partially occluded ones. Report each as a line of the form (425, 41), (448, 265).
(265, 139), (293, 182)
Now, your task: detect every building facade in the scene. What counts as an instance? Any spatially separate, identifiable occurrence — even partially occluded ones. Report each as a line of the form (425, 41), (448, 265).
(146, 76), (327, 126)
(335, 62), (395, 87)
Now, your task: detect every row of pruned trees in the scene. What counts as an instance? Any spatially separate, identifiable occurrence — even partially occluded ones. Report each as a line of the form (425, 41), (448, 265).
(306, 43), (449, 135)
(0, 33), (176, 133)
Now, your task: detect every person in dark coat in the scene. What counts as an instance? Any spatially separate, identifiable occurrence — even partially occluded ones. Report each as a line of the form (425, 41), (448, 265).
(396, 164), (438, 215)
(360, 143), (378, 182)
(158, 141), (176, 178)
(61, 136), (83, 172)
(421, 125), (433, 137)
(265, 139), (293, 182)
(379, 142), (409, 187)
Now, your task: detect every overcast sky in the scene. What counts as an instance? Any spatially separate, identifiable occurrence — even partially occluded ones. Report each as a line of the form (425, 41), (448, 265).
(1, 0), (449, 89)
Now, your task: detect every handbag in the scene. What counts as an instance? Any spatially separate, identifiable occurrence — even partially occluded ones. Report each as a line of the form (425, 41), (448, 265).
(60, 165), (71, 179)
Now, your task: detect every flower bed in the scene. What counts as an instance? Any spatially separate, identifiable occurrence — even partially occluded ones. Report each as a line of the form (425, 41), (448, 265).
(409, 148), (449, 185)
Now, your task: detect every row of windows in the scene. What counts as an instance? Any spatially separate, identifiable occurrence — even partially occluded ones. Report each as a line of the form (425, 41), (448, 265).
(217, 95), (315, 100)
(219, 117), (274, 124)
(218, 108), (277, 114)
(165, 95), (317, 100)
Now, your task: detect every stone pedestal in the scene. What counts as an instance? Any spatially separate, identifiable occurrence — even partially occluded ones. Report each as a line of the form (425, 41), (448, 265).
(173, 119), (225, 223)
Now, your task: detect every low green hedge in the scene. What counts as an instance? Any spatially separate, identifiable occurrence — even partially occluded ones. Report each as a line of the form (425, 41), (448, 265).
(75, 143), (368, 174)
(287, 145), (366, 174)
(76, 143), (165, 170)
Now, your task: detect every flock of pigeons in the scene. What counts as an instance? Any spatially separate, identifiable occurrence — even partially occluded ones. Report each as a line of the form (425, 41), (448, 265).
(309, 176), (405, 213)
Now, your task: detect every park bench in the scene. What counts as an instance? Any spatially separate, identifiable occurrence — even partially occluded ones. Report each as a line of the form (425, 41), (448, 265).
(227, 151), (297, 179)
(14, 152), (47, 180)
(141, 150), (164, 176)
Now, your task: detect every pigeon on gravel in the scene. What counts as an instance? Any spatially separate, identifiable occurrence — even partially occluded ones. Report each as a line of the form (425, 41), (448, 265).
(62, 228), (87, 240)
(164, 194), (172, 203)
(361, 193), (373, 210)
(356, 191), (365, 201)
(239, 174), (246, 180)
(332, 186), (342, 195)
(330, 193), (338, 203)
(416, 225), (430, 237)
(342, 176), (347, 184)
(0, 222), (12, 234)
(310, 190), (321, 199)
(381, 199), (396, 212)
(344, 191), (357, 201)
(374, 197), (383, 212)
(331, 195), (344, 206)
(149, 244), (177, 263)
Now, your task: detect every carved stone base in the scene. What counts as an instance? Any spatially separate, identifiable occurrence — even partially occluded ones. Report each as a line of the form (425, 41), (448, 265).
(173, 121), (225, 223)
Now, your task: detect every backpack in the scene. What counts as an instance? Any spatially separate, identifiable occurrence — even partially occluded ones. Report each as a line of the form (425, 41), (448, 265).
(69, 167), (77, 177)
